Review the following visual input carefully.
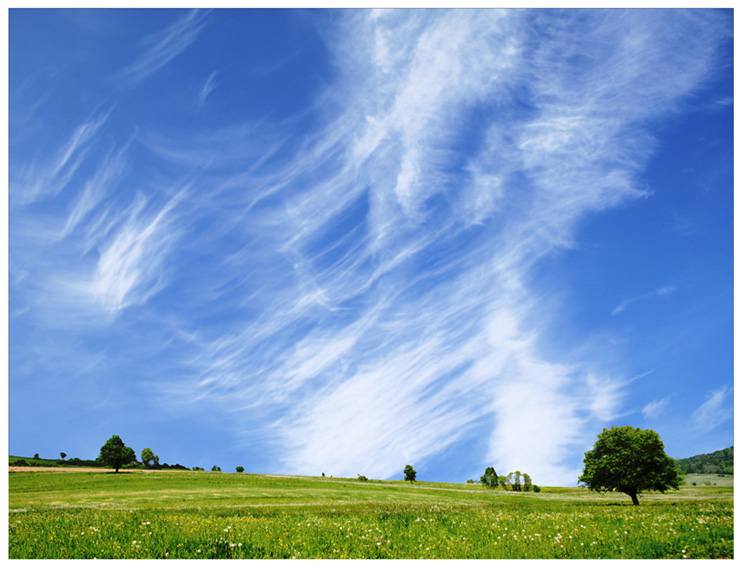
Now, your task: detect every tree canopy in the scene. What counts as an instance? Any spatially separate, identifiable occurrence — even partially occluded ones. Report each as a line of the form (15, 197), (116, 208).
(98, 435), (136, 473)
(141, 448), (159, 468)
(578, 426), (681, 505)
(403, 464), (417, 482)
(480, 466), (498, 488)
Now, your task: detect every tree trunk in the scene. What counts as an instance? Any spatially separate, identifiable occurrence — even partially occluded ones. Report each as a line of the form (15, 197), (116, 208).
(629, 492), (639, 506)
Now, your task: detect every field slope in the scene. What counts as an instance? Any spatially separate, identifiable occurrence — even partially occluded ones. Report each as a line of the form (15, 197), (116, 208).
(9, 470), (733, 559)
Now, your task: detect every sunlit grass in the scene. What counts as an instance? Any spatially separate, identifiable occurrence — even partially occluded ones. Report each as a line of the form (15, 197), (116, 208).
(9, 471), (733, 559)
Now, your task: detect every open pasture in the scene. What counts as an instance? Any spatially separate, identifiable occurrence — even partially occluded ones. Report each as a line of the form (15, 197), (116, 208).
(9, 470), (733, 559)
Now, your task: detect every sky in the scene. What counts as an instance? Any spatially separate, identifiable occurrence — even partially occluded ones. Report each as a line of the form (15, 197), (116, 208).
(8, 8), (733, 486)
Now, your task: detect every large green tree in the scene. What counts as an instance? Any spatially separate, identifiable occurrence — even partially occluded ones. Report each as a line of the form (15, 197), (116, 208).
(98, 435), (136, 473)
(578, 426), (681, 505)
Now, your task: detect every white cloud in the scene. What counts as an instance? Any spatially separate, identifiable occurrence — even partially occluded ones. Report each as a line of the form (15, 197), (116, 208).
(93, 10), (728, 484)
(116, 9), (210, 84)
(692, 387), (732, 432)
(10, 110), (110, 206)
(642, 397), (670, 420)
(198, 71), (218, 106)
(612, 285), (676, 315)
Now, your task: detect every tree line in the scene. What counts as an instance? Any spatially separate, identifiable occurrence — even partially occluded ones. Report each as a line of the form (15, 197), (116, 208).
(15, 425), (688, 507)
(474, 467), (540, 492)
(674, 446), (733, 476)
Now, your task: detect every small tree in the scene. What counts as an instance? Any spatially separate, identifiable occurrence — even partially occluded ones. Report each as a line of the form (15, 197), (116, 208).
(98, 435), (136, 473)
(404, 464), (417, 483)
(480, 466), (498, 488)
(141, 448), (160, 468)
(523, 473), (532, 492)
(60, 452), (66, 460)
(579, 426), (681, 506)
(498, 475), (509, 491)
(236, 466), (244, 473)
(212, 465), (221, 472)
(506, 471), (524, 491)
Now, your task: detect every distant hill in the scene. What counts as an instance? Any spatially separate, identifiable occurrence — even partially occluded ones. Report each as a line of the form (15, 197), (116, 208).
(675, 447), (733, 475)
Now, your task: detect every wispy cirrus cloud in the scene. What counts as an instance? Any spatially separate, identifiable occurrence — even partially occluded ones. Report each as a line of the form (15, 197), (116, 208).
(197, 71), (218, 106)
(10, 10), (730, 483)
(612, 285), (676, 315)
(692, 387), (732, 432)
(138, 10), (729, 484)
(10, 109), (111, 206)
(642, 397), (670, 420)
(116, 9), (210, 84)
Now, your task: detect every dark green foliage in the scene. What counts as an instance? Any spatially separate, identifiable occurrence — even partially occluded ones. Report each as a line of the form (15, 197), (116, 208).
(33, 454), (39, 459)
(533, 485), (541, 493)
(357, 474), (369, 481)
(212, 465), (222, 472)
(141, 448), (160, 468)
(236, 466), (245, 473)
(675, 447), (733, 475)
(11, 459), (28, 466)
(66, 457), (104, 467)
(98, 435), (137, 473)
(480, 466), (498, 488)
(403, 465), (417, 483)
(579, 426), (680, 505)
(60, 452), (66, 460)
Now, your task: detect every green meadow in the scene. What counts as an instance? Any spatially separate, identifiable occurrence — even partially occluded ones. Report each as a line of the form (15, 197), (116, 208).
(9, 470), (733, 559)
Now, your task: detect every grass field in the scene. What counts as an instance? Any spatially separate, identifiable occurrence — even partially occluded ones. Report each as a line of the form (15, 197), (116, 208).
(9, 469), (733, 559)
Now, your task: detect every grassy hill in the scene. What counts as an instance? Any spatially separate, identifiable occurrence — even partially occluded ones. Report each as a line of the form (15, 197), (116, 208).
(675, 447), (733, 475)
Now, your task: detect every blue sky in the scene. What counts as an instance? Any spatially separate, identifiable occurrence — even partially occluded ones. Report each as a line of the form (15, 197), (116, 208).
(9, 9), (733, 485)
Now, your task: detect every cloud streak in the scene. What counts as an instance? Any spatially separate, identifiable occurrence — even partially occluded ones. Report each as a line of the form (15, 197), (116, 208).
(134, 10), (730, 484)
(10, 9), (731, 484)
(692, 387), (732, 432)
(116, 9), (210, 84)
(612, 285), (676, 315)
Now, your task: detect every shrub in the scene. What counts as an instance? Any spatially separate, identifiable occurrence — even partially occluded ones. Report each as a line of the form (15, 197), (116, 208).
(11, 459), (28, 466)
(212, 465), (222, 472)
(533, 485), (541, 493)
(358, 474), (369, 481)
(236, 466), (244, 473)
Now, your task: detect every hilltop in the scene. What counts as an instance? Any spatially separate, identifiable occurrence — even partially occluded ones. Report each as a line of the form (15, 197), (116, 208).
(675, 447), (733, 476)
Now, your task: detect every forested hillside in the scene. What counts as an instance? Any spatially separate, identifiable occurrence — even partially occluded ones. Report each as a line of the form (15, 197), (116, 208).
(676, 447), (733, 475)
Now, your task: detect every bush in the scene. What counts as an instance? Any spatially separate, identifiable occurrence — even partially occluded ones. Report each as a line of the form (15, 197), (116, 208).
(357, 474), (369, 481)
(533, 485), (541, 493)
(64, 458), (103, 467)
(11, 459), (28, 466)
(236, 466), (244, 473)
(161, 463), (188, 470)
(212, 465), (222, 472)
(192, 466), (204, 471)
